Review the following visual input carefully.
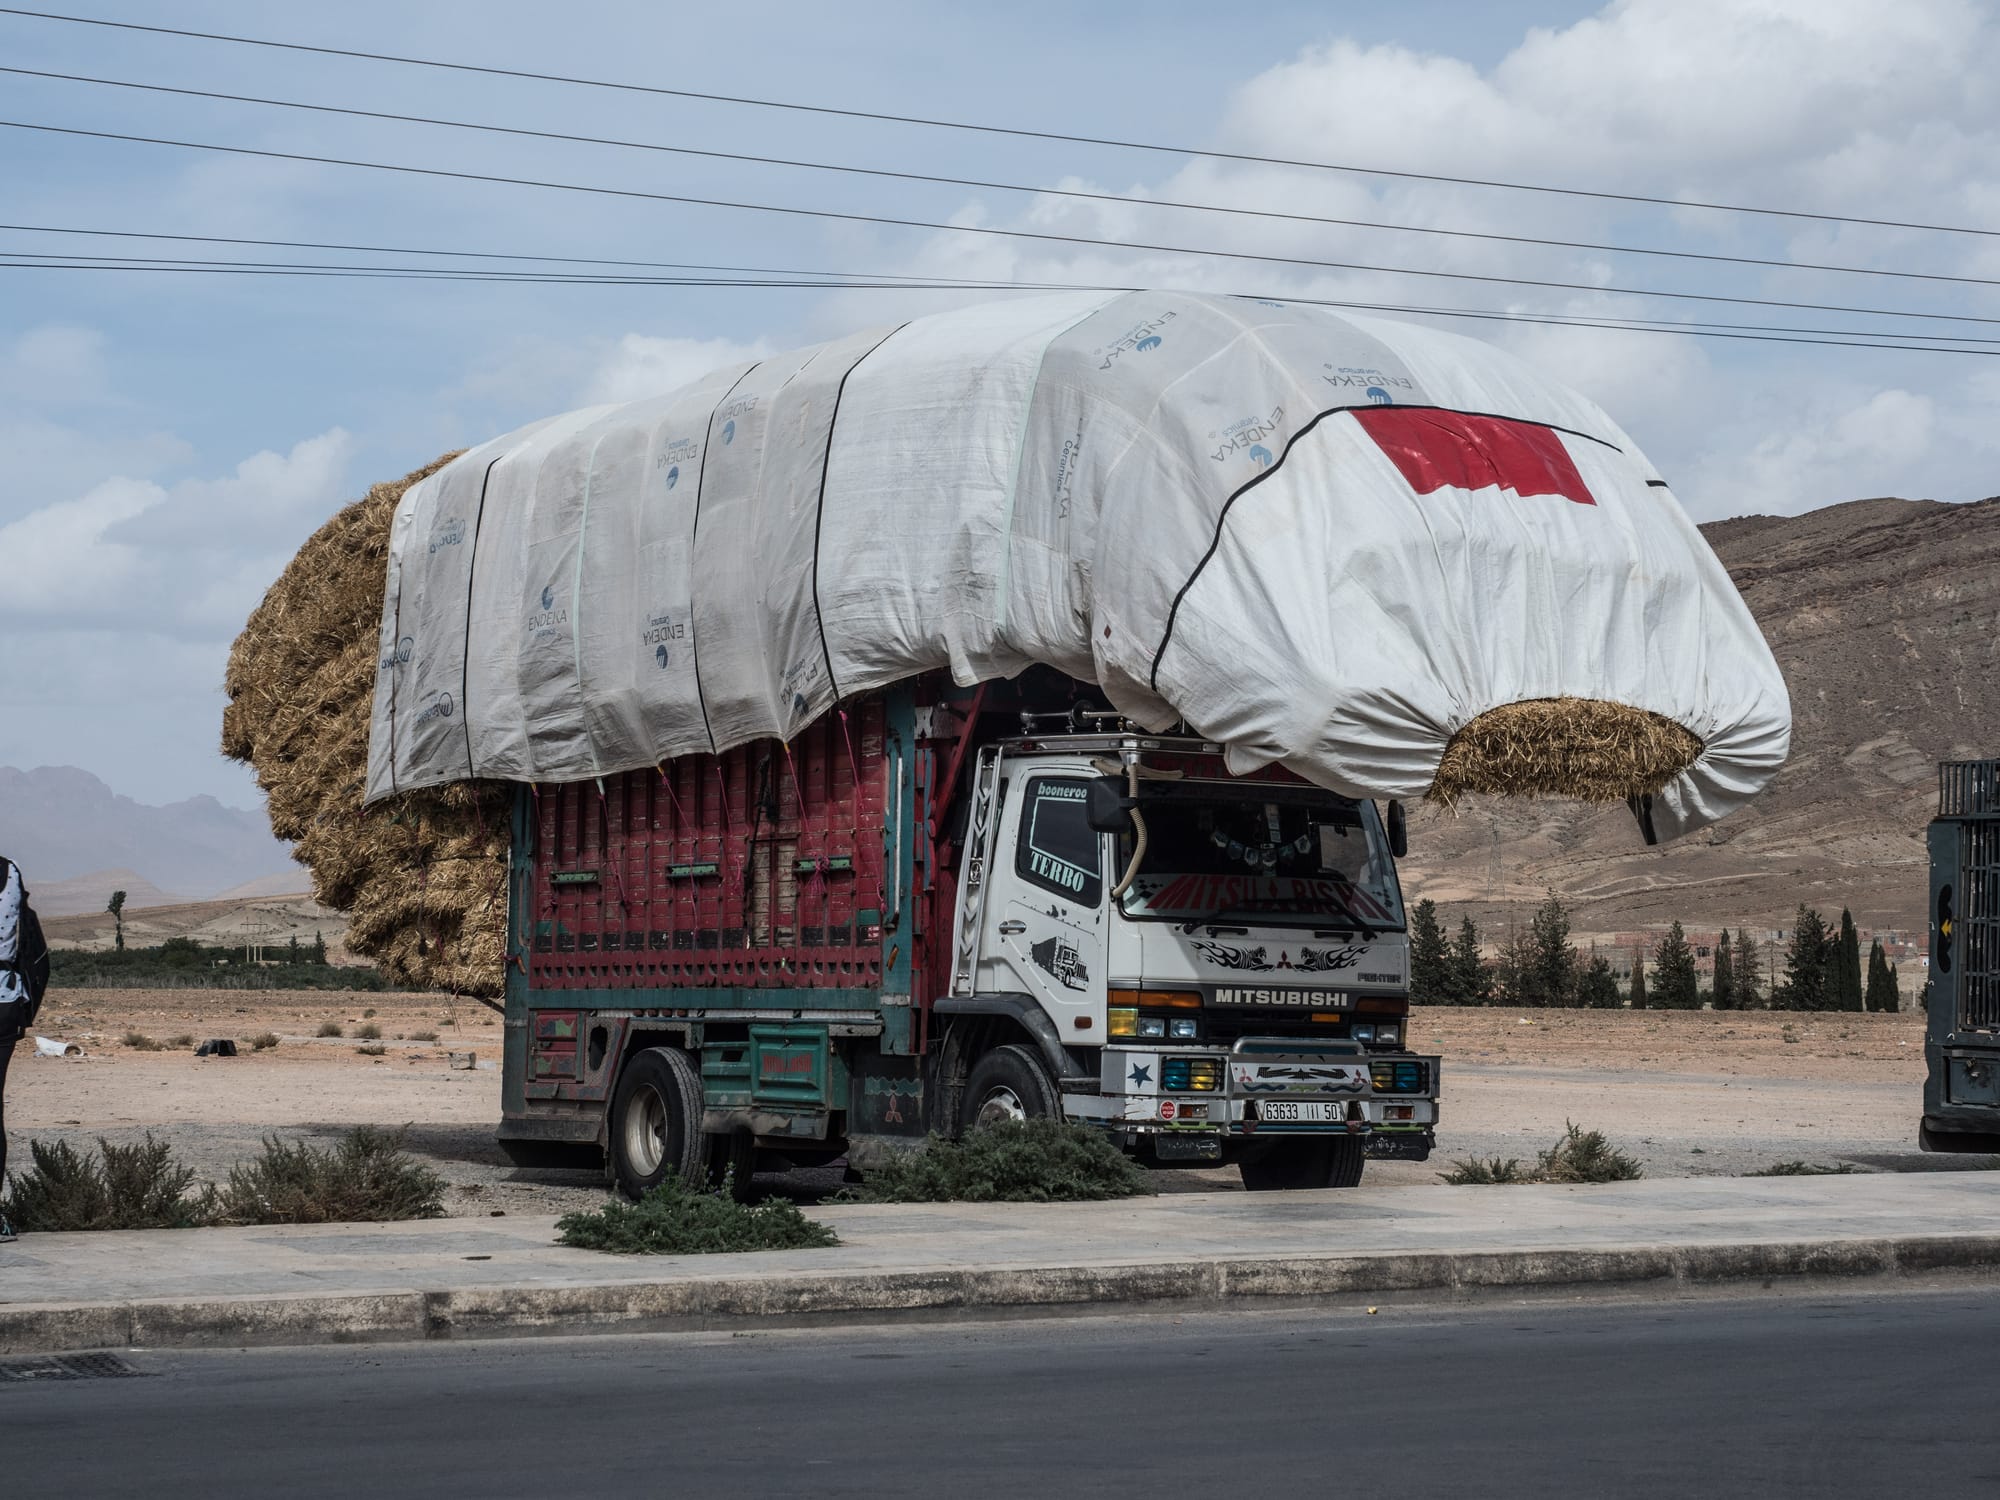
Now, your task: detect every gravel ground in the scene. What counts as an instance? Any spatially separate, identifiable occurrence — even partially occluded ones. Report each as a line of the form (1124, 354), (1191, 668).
(6, 992), (1976, 1216)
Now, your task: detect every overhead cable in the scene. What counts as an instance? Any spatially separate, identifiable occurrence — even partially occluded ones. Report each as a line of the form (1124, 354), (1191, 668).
(8, 118), (1998, 330)
(4, 65), (1991, 291)
(2, 5), (1995, 240)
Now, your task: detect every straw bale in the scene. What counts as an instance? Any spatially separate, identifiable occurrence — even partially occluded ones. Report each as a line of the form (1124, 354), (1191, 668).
(1427, 698), (1703, 808)
(223, 453), (510, 995)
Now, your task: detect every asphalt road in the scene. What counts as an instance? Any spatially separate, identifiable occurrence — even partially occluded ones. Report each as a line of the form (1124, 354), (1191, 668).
(6, 1286), (1998, 1497)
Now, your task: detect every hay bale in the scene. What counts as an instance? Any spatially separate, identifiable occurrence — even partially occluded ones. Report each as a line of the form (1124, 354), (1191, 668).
(1426, 698), (1703, 807)
(223, 453), (509, 995)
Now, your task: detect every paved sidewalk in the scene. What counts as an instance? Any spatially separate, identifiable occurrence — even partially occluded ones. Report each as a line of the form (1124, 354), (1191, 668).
(3, 1173), (1997, 1354)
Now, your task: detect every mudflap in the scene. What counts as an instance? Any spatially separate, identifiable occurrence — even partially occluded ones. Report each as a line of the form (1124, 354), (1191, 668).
(1366, 1129), (1434, 1162)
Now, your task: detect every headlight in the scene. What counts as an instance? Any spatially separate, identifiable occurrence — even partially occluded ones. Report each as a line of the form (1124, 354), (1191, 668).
(1108, 1007), (1138, 1038)
(1168, 1017), (1199, 1039)
(1137, 1016), (1167, 1039)
(1351, 1023), (1375, 1043)
(1375, 1024), (1400, 1045)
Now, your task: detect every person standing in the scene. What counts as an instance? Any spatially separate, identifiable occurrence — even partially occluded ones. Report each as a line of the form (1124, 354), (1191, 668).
(0, 854), (51, 1242)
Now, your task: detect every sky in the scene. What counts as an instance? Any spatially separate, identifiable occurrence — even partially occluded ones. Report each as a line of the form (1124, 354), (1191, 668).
(3, 0), (1997, 808)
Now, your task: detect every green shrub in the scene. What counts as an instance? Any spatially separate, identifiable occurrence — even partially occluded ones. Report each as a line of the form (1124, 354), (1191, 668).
(316, 1021), (343, 1038)
(1440, 1156), (1529, 1185)
(355, 1022), (382, 1040)
(1746, 1160), (1860, 1176)
(1534, 1122), (1644, 1184)
(845, 1120), (1156, 1203)
(556, 1174), (839, 1254)
(1437, 1124), (1643, 1186)
(250, 1032), (280, 1051)
(217, 1127), (445, 1224)
(3, 1135), (217, 1230)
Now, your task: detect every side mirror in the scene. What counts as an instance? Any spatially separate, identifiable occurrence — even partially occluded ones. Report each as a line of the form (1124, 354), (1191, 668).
(1386, 799), (1408, 859)
(1086, 776), (1137, 833)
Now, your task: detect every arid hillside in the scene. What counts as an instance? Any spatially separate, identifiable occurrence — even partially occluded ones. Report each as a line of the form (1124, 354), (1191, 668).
(1401, 494), (2000, 945)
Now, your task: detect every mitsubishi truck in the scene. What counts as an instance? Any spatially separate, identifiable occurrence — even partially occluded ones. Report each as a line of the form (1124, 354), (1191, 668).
(1922, 758), (2000, 1153)
(499, 670), (1438, 1193)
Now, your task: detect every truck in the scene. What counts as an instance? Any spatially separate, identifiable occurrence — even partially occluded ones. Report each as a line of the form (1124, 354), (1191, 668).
(1922, 758), (2000, 1153)
(497, 669), (1439, 1194)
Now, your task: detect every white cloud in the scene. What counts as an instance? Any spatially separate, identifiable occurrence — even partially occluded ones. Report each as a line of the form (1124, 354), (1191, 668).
(0, 430), (354, 633)
(580, 334), (772, 406)
(1689, 387), (1946, 515)
(0, 325), (116, 408)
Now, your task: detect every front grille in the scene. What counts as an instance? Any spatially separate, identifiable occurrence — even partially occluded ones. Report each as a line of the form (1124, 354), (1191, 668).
(1961, 818), (2000, 1032)
(1940, 760), (2000, 819)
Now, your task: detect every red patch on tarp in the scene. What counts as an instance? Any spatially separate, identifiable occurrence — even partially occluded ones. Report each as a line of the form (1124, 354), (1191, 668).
(1352, 407), (1595, 507)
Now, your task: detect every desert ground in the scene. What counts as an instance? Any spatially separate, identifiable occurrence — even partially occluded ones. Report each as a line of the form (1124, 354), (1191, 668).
(5, 990), (1955, 1216)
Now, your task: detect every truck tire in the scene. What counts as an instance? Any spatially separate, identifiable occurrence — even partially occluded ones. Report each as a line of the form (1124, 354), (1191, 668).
(959, 1043), (1061, 1133)
(1326, 1133), (1367, 1188)
(1240, 1134), (1369, 1190)
(1239, 1138), (1331, 1191)
(609, 1046), (705, 1199)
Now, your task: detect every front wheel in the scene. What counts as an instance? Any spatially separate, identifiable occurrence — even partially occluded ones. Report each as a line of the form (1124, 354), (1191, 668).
(958, 1044), (1061, 1134)
(1240, 1133), (1368, 1191)
(608, 1046), (705, 1198)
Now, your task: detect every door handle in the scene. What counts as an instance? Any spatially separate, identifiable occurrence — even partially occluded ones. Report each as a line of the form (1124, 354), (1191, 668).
(998, 919), (1026, 935)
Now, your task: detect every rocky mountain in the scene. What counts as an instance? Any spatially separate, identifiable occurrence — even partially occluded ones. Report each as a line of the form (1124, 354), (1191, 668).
(1400, 494), (2000, 947)
(0, 765), (297, 912)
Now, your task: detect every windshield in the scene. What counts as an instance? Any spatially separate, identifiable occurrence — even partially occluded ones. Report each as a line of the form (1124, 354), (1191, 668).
(1115, 782), (1405, 931)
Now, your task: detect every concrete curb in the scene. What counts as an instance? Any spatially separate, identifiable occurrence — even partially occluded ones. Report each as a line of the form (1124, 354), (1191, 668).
(6, 1232), (2000, 1356)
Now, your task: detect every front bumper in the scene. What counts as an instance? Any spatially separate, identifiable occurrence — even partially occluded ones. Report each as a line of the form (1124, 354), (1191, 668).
(1065, 1038), (1440, 1139)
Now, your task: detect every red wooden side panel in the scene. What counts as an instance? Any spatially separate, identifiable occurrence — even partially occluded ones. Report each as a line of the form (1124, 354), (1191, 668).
(527, 698), (890, 992)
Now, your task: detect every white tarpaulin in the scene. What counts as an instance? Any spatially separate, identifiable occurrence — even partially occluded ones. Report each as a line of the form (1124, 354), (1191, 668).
(366, 291), (1789, 839)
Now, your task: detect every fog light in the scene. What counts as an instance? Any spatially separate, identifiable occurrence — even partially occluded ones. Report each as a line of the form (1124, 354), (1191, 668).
(1162, 1057), (1223, 1091)
(1168, 1017), (1199, 1039)
(1352, 1023), (1375, 1043)
(1108, 1007), (1138, 1038)
(1137, 1016), (1167, 1039)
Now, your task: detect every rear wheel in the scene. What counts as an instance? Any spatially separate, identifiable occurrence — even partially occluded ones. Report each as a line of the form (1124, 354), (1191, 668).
(609, 1046), (705, 1198)
(959, 1044), (1061, 1134)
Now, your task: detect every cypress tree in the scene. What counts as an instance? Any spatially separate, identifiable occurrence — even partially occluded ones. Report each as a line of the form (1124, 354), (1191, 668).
(1733, 928), (1762, 1008)
(1448, 917), (1491, 1006)
(1578, 949), (1620, 1008)
(1865, 939), (1901, 1013)
(1712, 930), (1735, 1011)
(1783, 906), (1829, 1012)
(1409, 899), (1450, 1004)
(1655, 921), (1700, 1010)
(1528, 889), (1578, 1008)
(1629, 950), (1648, 1010)
(1835, 909), (1864, 1012)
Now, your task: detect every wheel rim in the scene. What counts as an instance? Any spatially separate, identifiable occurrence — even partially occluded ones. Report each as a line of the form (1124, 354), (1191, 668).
(623, 1082), (669, 1177)
(973, 1083), (1028, 1127)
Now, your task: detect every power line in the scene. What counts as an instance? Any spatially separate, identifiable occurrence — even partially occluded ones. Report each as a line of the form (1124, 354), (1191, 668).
(7, 65), (1994, 292)
(3, 5), (1994, 241)
(11, 222), (1998, 346)
(3, 248), (1993, 355)
(10, 118), (2000, 330)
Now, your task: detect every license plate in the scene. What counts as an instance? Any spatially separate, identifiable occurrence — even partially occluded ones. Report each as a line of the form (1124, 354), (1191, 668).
(1258, 1100), (1342, 1123)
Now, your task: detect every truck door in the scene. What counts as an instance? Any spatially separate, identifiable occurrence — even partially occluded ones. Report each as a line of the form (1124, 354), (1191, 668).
(976, 772), (1107, 1033)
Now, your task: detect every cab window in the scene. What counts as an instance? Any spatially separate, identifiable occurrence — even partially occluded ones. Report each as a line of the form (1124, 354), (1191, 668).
(1015, 777), (1102, 906)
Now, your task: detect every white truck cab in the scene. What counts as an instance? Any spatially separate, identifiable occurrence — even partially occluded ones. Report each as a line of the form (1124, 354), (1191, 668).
(946, 727), (1439, 1190)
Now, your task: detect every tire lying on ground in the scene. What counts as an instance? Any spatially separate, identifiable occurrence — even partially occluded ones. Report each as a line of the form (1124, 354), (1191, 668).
(221, 452), (509, 996)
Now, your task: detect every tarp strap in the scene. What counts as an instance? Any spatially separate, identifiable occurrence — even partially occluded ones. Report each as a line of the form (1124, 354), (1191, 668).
(688, 364), (764, 755)
(570, 435), (610, 783)
(809, 323), (908, 705)
(459, 454), (503, 779)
